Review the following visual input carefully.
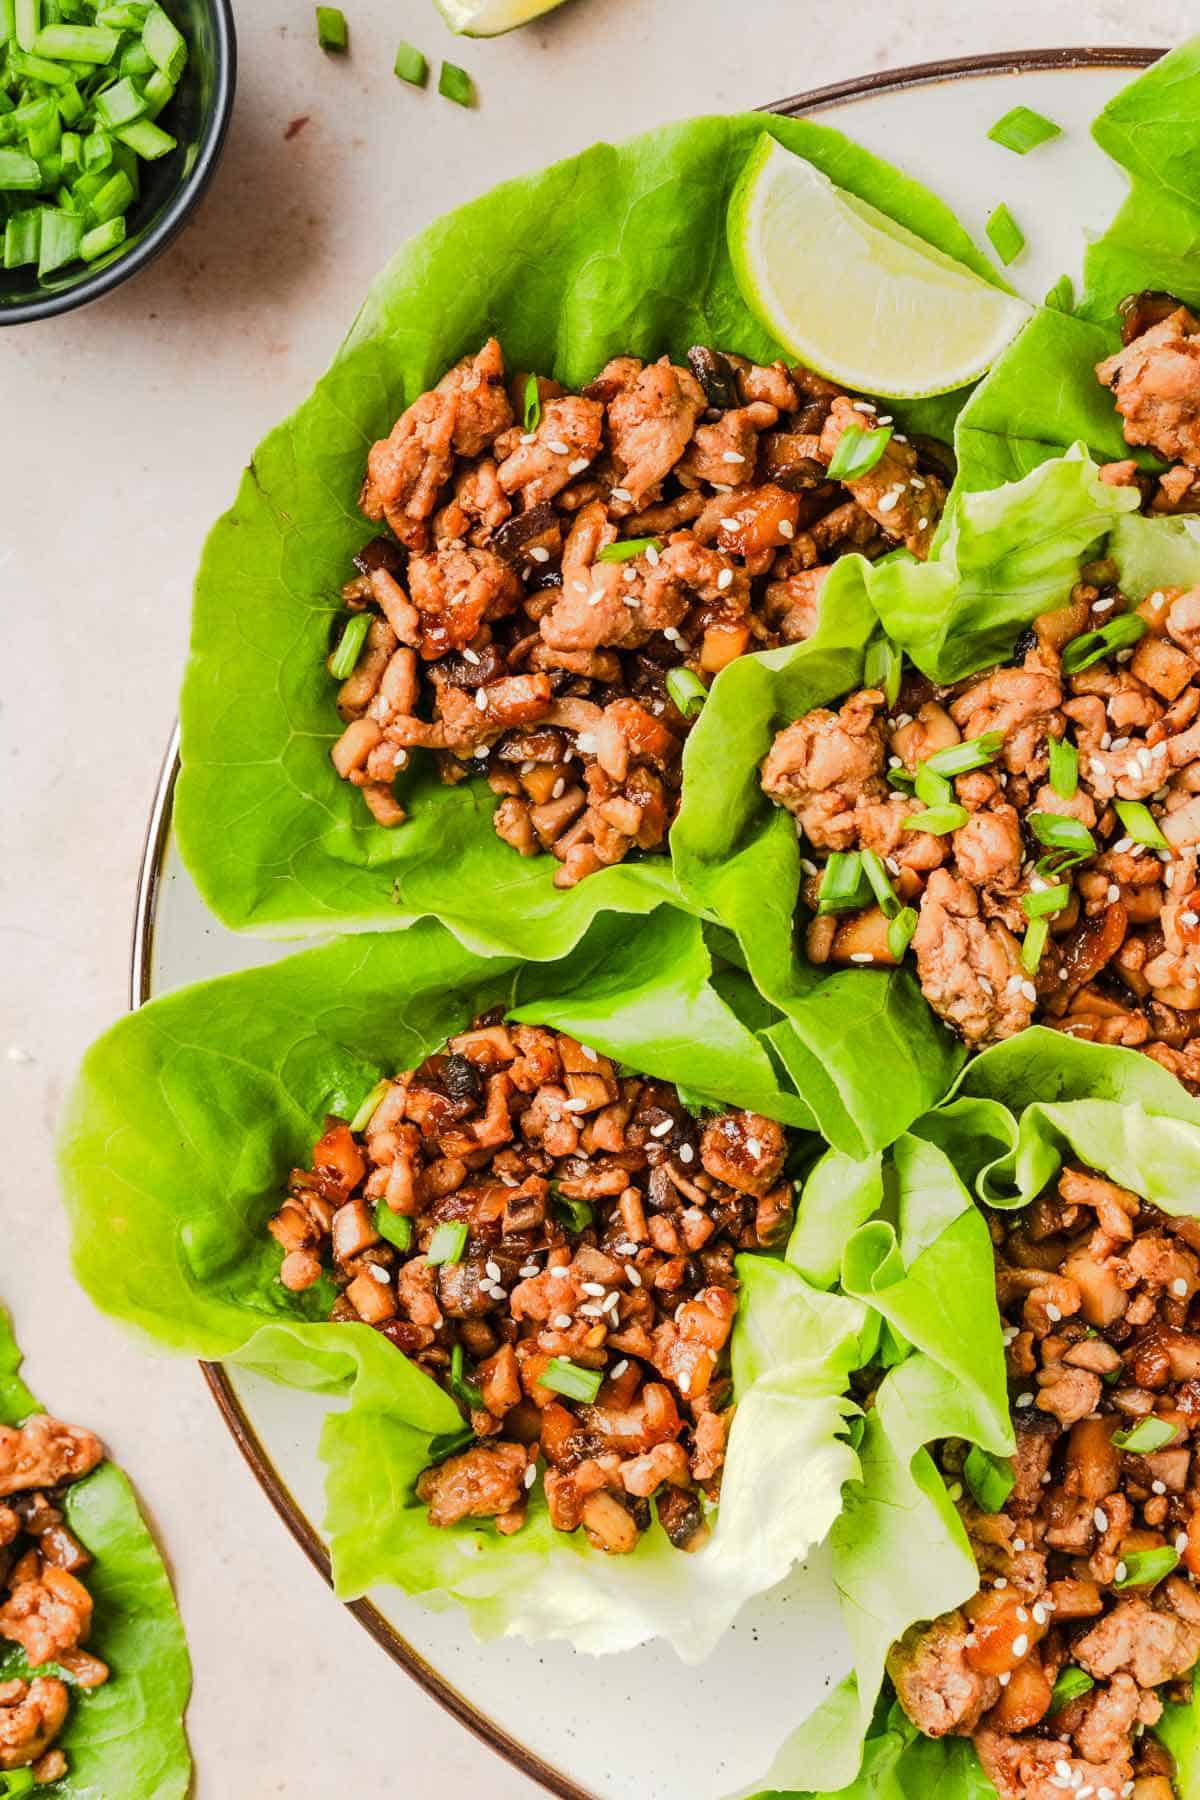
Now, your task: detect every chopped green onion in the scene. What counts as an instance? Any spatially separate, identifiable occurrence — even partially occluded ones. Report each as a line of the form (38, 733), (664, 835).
(119, 37), (155, 77)
(1044, 273), (1075, 313)
(56, 80), (85, 123)
(426, 1221), (468, 1266)
(1112, 1415), (1179, 1453)
(861, 847), (901, 919)
(9, 46), (72, 84)
(97, 4), (152, 25)
(1049, 1667), (1095, 1712)
(394, 40), (427, 86)
(1061, 613), (1147, 674)
(0, 0), (11, 41)
(38, 203), (81, 273)
(902, 804), (969, 836)
(522, 371), (541, 434)
(665, 667), (707, 719)
(0, 1771), (37, 1796)
(315, 5), (347, 51)
(0, 145), (41, 187)
(552, 1194), (594, 1234)
(449, 1343), (485, 1413)
(329, 611), (371, 680)
(827, 422), (892, 482)
(1027, 812), (1096, 859)
(596, 537), (661, 564)
(1114, 1547), (1180, 1590)
(1021, 884), (1069, 920)
(86, 164), (133, 223)
(886, 766), (916, 794)
(438, 59), (473, 107)
(349, 1077), (390, 1133)
(83, 127), (113, 170)
(142, 3), (186, 81)
(3, 207), (40, 265)
(1021, 916), (1048, 973)
(95, 75), (147, 129)
(142, 69), (174, 118)
(373, 1202), (412, 1253)
(816, 850), (872, 914)
(914, 763), (954, 809)
(863, 634), (903, 708)
(60, 126), (80, 168)
(538, 1357), (604, 1403)
(426, 1425), (475, 1463)
(887, 906), (918, 960)
(963, 1445), (1015, 1513)
(986, 203), (1025, 266)
(924, 731), (1005, 778)
(1113, 799), (1169, 851)
(14, 0), (38, 52)
(31, 20), (117, 58)
(987, 104), (1061, 155)
(115, 115), (174, 158)
(1048, 735), (1078, 799)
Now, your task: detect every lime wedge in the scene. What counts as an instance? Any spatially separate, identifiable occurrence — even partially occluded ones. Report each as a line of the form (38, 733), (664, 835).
(728, 134), (1033, 398)
(434, 0), (570, 33)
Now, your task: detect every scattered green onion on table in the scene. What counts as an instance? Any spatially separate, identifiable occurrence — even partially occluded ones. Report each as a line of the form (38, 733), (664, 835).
(0, 0), (187, 280)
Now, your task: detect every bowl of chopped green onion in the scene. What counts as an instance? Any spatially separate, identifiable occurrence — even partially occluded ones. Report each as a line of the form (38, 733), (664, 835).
(0, 0), (235, 323)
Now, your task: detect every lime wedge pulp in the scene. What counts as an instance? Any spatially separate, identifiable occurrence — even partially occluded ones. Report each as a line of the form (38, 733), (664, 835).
(727, 134), (1033, 399)
(434, 0), (571, 34)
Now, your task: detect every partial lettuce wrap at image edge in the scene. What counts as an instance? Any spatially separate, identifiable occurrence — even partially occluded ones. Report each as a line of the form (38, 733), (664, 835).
(744, 1032), (1200, 1799)
(0, 1307), (192, 1800)
(176, 107), (1005, 959)
(58, 906), (880, 1660)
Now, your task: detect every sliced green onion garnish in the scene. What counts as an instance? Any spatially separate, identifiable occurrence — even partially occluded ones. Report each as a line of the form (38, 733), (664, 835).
(14, 0), (38, 52)
(538, 1357), (604, 1403)
(987, 105), (1061, 154)
(438, 60), (474, 106)
(1049, 1667), (1095, 1712)
(1048, 735), (1078, 799)
(57, 81), (86, 125)
(95, 75), (147, 129)
(1114, 1546), (1180, 1590)
(816, 850), (872, 914)
(1022, 884), (1069, 920)
(373, 1202), (412, 1253)
(863, 634), (903, 708)
(552, 1194), (594, 1234)
(887, 906), (918, 961)
(1061, 613), (1147, 674)
(38, 204), (81, 274)
(827, 422), (893, 482)
(1112, 1415), (1179, 1453)
(142, 3), (187, 81)
(1113, 799), (1169, 851)
(426, 1221), (468, 1266)
(1044, 274), (1075, 314)
(986, 203), (1025, 266)
(83, 128), (113, 171)
(426, 1425), (476, 1463)
(1027, 812), (1096, 859)
(914, 763), (954, 809)
(886, 766), (916, 794)
(449, 1343), (485, 1413)
(0, 146), (41, 188)
(329, 612), (371, 680)
(116, 116), (175, 159)
(349, 1076), (391, 1133)
(902, 804), (969, 836)
(394, 40), (428, 85)
(522, 370), (541, 433)
(665, 667), (707, 719)
(596, 536), (661, 564)
(315, 5), (347, 51)
(963, 1444), (1015, 1513)
(1021, 916), (1048, 973)
(3, 207), (40, 266)
(82, 210), (125, 260)
(97, 4), (152, 26)
(861, 847), (901, 919)
(924, 731), (1005, 778)
(31, 21), (117, 60)
(91, 167), (140, 228)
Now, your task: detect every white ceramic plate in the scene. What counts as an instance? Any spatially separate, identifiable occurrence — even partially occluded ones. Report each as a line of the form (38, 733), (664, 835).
(135, 50), (1157, 1800)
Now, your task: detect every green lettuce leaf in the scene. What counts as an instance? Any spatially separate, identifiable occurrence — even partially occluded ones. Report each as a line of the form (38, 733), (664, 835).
(0, 1306), (191, 1799)
(60, 908), (869, 1656)
(176, 110), (998, 954)
(749, 1695), (997, 1799)
(1109, 512), (1200, 599)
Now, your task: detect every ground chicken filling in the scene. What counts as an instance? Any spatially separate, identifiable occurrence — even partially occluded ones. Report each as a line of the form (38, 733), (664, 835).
(268, 1018), (794, 1552)
(329, 335), (949, 885)
(762, 292), (1200, 1080)
(0, 1415), (109, 1783)
(887, 1167), (1200, 1799)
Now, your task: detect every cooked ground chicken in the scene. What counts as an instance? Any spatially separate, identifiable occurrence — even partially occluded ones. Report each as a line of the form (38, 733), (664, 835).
(331, 338), (949, 882)
(267, 1019), (794, 1551)
(0, 1415), (107, 1781)
(888, 1165), (1200, 1797)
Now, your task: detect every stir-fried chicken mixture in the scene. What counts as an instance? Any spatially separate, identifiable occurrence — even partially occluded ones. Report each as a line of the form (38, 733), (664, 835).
(268, 1019), (795, 1551)
(1097, 291), (1200, 515)
(0, 1414), (108, 1783)
(887, 1166), (1200, 1798)
(328, 336), (949, 885)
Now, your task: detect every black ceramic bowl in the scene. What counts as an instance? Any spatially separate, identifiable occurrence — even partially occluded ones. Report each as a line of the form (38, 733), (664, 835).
(0, 0), (236, 325)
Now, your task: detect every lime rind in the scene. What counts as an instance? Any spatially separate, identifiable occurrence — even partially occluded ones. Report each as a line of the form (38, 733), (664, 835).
(433, 0), (570, 35)
(728, 134), (1033, 400)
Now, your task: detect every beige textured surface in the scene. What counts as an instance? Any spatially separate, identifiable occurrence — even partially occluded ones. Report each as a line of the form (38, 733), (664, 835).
(0, 1), (1190, 1793)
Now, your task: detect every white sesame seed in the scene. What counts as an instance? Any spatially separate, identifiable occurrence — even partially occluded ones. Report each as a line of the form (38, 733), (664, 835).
(552, 1313), (573, 1331)
(1011, 1633), (1029, 1658)
(1002, 1325), (1019, 1345)
(520, 431), (536, 445)
(626, 1267), (642, 1288)
(579, 1302), (604, 1318)
(877, 492), (900, 514)
(572, 579), (588, 595)
(519, 1263), (539, 1278)
(567, 457), (590, 475)
(1092, 596), (1116, 614)
(581, 1281), (606, 1297)
(678, 1371), (691, 1396)
(997, 1672), (1010, 1687)
(851, 400), (876, 413)
(679, 1143), (695, 1163)
(563, 1096), (588, 1113)
(370, 1264), (391, 1284)
(721, 516), (741, 531)
(800, 857), (818, 876)
(1115, 1561), (1128, 1582)
(1153, 1480), (1167, 1495)
(610, 487), (632, 503)
(993, 1576), (1008, 1590)
(1174, 1277), (1190, 1296)
(602, 1291), (621, 1314)
(778, 519), (795, 539)
(1032, 1602), (1047, 1624)
(1112, 835), (1132, 853)
(485, 1259), (502, 1282)
(576, 730), (598, 755)
(918, 517), (929, 529)
(549, 1265), (570, 1279)
(1100, 732), (1113, 750)
(645, 543), (661, 567)
(1016, 1606), (1029, 1622)
(461, 646), (481, 665)
(587, 587), (605, 607)
(615, 1241), (638, 1257)
(1110, 737), (1129, 751)
(650, 1119), (674, 1139)
(547, 439), (570, 456)
(894, 433), (908, 443)
(550, 777), (566, 800)
(473, 744), (490, 759)
(721, 450), (746, 464)
(530, 545), (550, 563)
(850, 951), (874, 963)
(717, 567), (734, 591)
(1094, 1507), (1108, 1533)
(1016, 1392), (1034, 1408)
(474, 688), (489, 713)
(910, 475), (926, 490)
(1013, 1538), (1025, 1552)
(524, 1462), (537, 1488)
(1182, 911), (1199, 927)
(746, 1137), (763, 1157)
(1046, 1302), (1062, 1322)
(1006, 975), (1024, 995)
(1056, 1762), (1073, 1780)
(611, 1359), (629, 1379)
(1021, 980), (1038, 1003)
(662, 626), (681, 643)
(1177, 1533), (1189, 1554)
(393, 747), (409, 769)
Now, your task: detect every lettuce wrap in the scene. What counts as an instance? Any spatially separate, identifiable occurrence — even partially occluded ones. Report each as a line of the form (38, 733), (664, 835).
(175, 107), (1002, 967)
(58, 907), (877, 1660)
(0, 1306), (191, 1798)
(747, 1031), (1200, 1799)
